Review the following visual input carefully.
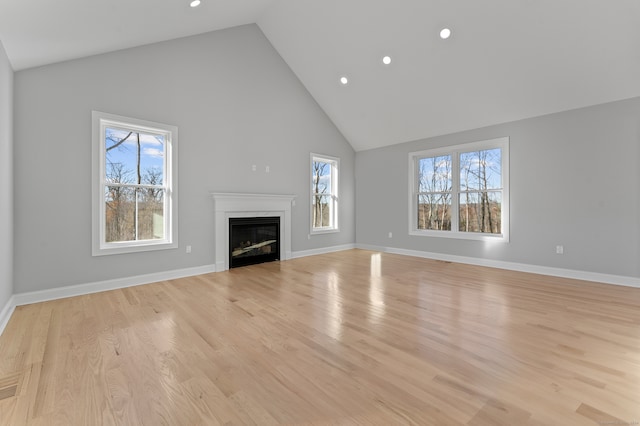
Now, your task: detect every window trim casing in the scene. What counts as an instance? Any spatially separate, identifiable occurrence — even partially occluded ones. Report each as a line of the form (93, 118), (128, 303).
(408, 137), (509, 242)
(92, 111), (178, 256)
(310, 153), (340, 235)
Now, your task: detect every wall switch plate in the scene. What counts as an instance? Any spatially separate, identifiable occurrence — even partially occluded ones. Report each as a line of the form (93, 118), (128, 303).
(388, 232), (393, 238)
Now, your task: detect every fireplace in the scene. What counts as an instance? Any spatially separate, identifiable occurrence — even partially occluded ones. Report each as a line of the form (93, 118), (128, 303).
(229, 216), (280, 268)
(211, 193), (296, 271)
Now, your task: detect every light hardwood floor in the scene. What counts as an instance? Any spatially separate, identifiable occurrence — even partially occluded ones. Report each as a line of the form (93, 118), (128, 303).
(1, 249), (639, 425)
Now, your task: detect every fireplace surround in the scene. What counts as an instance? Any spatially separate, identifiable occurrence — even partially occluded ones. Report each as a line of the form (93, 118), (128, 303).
(211, 193), (296, 271)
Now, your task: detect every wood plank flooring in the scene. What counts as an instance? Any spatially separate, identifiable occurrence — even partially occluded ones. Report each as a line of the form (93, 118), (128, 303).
(1, 249), (639, 425)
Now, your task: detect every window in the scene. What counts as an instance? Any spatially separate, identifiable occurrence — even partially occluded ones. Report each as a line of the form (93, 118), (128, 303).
(409, 137), (509, 241)
(92, 111), (178, 255)
(311, 154), (339, 233)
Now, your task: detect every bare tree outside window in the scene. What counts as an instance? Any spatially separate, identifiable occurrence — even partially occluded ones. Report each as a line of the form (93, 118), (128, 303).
(417, 155), (452, 230)
(93, 111), (177, 256)
(411, 139), (507, 240)
(105, 127), (165, 242)
(311, 155), (338, 231)
(459, 148), (502, 234)
(312, 161), (329, 227)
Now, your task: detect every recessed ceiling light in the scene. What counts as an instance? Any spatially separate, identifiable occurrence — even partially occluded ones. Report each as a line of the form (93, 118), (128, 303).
(382, 56), (392, 65)
(340, 76), (349, 85)
(439, 28), (451, 39)
(190, 0), (201, 7)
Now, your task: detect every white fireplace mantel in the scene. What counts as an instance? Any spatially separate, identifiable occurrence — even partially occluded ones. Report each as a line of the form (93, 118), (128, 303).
(211, 192), (296, 271)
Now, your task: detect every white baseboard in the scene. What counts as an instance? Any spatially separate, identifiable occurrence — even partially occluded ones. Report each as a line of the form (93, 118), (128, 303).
(356, 244), (640, 288)
(12, 264), (217, 309)
(0, 295), (16, 337)
(291, 243), (356, 259)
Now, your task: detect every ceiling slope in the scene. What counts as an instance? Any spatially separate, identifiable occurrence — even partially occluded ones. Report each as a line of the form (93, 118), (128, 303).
(258, 0), (640, 150)
(0, 0), (275, 71)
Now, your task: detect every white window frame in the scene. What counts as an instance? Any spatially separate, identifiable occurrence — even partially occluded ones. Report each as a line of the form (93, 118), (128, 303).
(310, 153), (339, 234)
(92, 111), (178, 256)
(409, 137), (509, 242)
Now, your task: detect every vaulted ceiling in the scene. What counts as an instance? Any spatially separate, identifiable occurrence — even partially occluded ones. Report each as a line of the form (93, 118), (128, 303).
(2, 0), (639, 151)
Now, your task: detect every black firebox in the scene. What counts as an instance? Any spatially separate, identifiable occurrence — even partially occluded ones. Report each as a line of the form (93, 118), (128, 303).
(229, 216), (280, 268)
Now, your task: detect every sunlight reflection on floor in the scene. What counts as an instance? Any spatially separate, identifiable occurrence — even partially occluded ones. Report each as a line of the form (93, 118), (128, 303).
(368, 253), (386, 325)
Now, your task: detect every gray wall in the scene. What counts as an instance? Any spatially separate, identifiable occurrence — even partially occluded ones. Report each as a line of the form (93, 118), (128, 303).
(356, 97), (640, 278)
(14, 24), (355, 293)
(0, 41), (13, 308)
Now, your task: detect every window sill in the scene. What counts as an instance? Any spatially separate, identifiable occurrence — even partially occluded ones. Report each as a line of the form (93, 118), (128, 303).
(409, 229), (508, 242)
(92, 240), (178, 256)
(310, 228), (340, 236)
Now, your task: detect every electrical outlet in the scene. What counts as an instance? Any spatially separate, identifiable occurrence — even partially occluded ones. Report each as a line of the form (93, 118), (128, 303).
(186, 245), (192, 253)
(251, 165), (256, 172)
(555, 245), (564, 255)
(388, 232), (393, 238)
